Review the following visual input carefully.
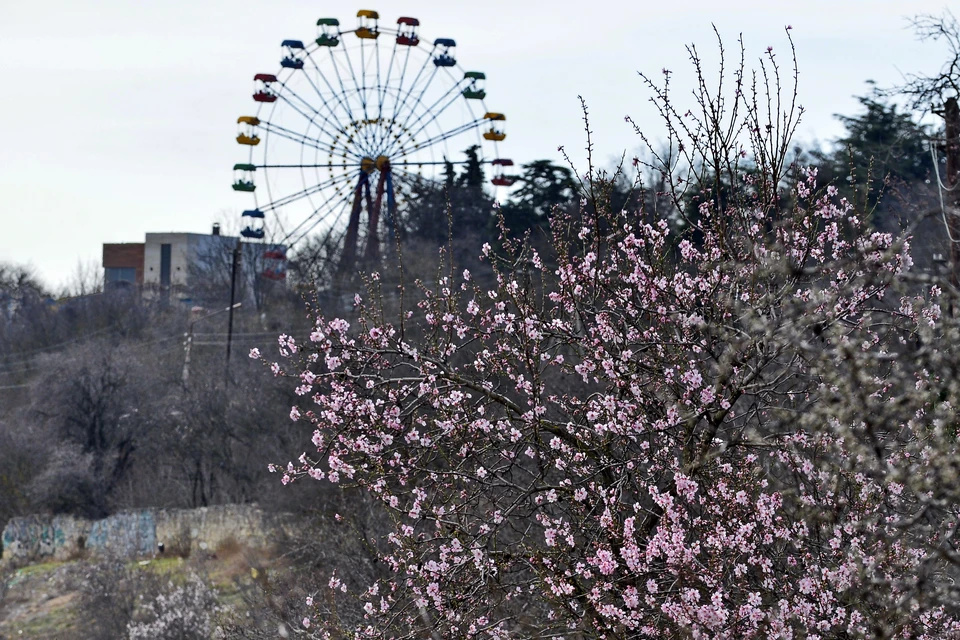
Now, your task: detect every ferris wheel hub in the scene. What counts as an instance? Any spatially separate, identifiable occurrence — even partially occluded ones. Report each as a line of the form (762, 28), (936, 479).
(360, 155), (391, 174)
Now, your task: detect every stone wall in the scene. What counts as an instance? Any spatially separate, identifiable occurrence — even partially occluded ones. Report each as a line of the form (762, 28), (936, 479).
(1, 504), (287, 565)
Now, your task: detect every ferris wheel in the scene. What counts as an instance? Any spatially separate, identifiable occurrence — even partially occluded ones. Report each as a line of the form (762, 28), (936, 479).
(232, 10), (515, 275)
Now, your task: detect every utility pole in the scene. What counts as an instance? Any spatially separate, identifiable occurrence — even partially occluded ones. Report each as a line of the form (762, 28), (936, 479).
(942, 97), (960, 284)
(225, 238), (242, 386)
(182, 302), (241, 386)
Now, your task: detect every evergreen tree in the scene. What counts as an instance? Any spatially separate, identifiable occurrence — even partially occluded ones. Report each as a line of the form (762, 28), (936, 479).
(832, 83), (931, 185)
(451, 145), (493, 234)
(811, 83), (934, 222)
(500, 160), (578, 237)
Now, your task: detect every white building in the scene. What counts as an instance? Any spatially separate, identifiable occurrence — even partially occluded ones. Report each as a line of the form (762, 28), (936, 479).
(142, 232), (235, 292)
(105, 225), (286, 304)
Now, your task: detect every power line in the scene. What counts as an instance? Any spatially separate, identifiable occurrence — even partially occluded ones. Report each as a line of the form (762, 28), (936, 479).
(0, 324), (119, 365)
(0, 364), (41, 377)
(929, 140), (960, 245)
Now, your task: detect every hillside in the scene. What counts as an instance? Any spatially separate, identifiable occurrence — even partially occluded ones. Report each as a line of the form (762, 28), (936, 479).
(1, 540), (283, 639)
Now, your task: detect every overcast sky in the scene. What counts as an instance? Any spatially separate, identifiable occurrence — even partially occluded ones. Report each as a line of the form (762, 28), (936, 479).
(0, 1), (952, 290)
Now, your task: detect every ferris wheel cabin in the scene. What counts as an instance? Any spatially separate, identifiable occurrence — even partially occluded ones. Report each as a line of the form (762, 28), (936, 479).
(262, 247), (287, 280)
(280, 40), (306, 69)
(483, 112), (506, 141)
(433, 38), (456, 67)
(241, 209), (266, 239)
(236, 116), (260, 146)
(462, 72), (486, 100)
(316, 18), (340, 47)
(262, 267), (285, 280)
(396, 17), (420, 46)
(253, 74), (278, 103)
(356, 10), (380, 39)
(491, 159), (516, 187)
(232, 164), (256, 192)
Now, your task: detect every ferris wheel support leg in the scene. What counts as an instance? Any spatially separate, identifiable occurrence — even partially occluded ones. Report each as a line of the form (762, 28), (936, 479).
(385, 170), (396, 243)
(366, 164), (390, 264)
(360, 178), (375, 264)
(339, 172), (368, 277)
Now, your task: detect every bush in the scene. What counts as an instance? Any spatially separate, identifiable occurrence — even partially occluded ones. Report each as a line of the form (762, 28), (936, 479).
(126, 572), (221, 640)
(72, 559), (220, 640)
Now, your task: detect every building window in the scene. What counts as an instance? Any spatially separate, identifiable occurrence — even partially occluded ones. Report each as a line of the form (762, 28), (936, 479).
(105, 267), (136, 284)
(160, 244), (172, 287)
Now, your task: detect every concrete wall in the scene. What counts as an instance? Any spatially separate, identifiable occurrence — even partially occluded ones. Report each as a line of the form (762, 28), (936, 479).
(143, 232), (193, 289)
(1, 505), (286, 565)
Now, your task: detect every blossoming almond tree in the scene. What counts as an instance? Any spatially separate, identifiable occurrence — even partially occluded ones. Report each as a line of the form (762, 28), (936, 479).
(255, 31), (960, 639)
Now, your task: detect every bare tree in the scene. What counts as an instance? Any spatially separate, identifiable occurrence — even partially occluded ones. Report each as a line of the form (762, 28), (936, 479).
(62, 258), (105, 298)
(893, 10), (960, 109)
(258, 30), (960, 638)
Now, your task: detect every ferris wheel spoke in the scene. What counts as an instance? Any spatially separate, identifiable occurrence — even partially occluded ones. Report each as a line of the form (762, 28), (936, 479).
(306, 51), (353, 121)
(285, 194), (354, 248)
(260, 121), (331, 155)
(359, 38), (369, 122)
(295, 57), (354, 137)
(373, 49), (402, 154)
(389, 167), (445, 206)
(266, 122), (363, 162)
(380, 44), (434, 157)
(281, 190), (353, 247)
(304, 50), (357, 129)
(256, 162), (364, 169)
(262, 129), (327, 155)
(360, 39), (386, 154)
(389, 65), (440, 142)
(341, 41), (382, 154)
(387, 45), (414, 126)
(382, 78), (470, 157)
(362, 37), (374, 123)
(390, 165), (431, 184)
(275, 83), (371, 160)
(390, 159), (475, 167)
(340, 38), (370, 124)
(342, 124), (379, 162)
(376, 37), (399, 129)
(401, 74), (468, 132)
(374, 34), (383, 121)
(271, 95), (316, 131)
(262, 122), (363, 163)
(269, 89), (334, 145)
(261, 172), (354, 212)
(323, 46), (364, 129)
(391, 44), (435, 117)
(275, 81), (338, 129)
(393, 117), (487, 159)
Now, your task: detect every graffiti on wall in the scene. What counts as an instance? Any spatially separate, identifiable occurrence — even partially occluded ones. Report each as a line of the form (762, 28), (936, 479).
(1, 505), (280, 564)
